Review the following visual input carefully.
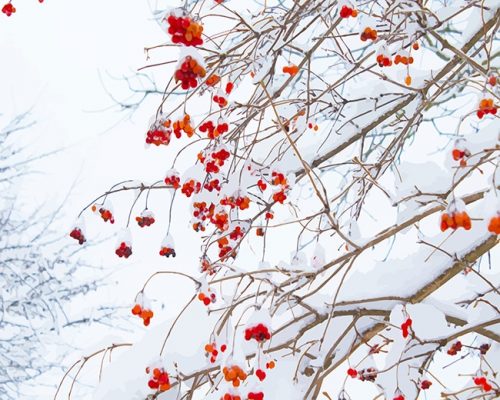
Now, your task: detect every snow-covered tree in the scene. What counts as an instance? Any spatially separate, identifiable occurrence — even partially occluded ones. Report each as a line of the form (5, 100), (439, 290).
(61, 1), (498, 399)
(0, 113), (113, 399)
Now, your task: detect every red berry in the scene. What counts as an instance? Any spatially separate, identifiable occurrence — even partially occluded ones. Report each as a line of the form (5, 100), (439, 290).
(347, 368), (357, 378)
(255, 368), (266, 381)
(421, 380), (432, 390)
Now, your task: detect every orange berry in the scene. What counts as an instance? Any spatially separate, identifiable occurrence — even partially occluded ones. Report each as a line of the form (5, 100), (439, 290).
(131, 304), (142, 315)
(404, 75), (412, 86)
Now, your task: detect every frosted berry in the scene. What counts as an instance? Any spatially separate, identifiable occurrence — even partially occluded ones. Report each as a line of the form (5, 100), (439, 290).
(477, 98), (497, 119)
(222, 365), (247, 387)
(2, 2), (15, 16)
(420, 380), (432, 390)
(198, 290), (216, 306)
(339, 5), (357, 18)
(131, 304), (154, 326)
(175, 56), (206, 90)
(115, 242), (132, 258)
(146, 367), (171, 392)
(69, 227), (86, 245)
(447, 340), (462, 355)
(440, 211), (471, 231)
(360, 27), (377, 41)
(136, 210), (155, 227)
(244, 323), (271, 343)
(164, 170), (181, 189)
(166, 14), (203, 46)
(159, 246), (176, 258)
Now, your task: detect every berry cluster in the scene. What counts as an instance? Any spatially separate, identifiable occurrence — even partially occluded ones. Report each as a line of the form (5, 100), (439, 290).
(376, 53), (392, 67)
(479, 343), (490, 355)
(271, 171), (289, 204)
(474, 376), (492, 392)
(159, 246), (176, 257)
(222, 395), (241, 400)
(217, 236), (235, 260)
(347, 368), (358, 378)
(131, 304), (154, 326)
(212, 210), (229, 231)
(452, 147), (470, 167)
(360, 27), (377, 41)
(115, 242), (133, 258)
(248, 392), (264, 400)
(204, 342), (227, 363)
(175, 56), (206, 90)
(173, 114), (195, 138)
(213, 92), (228, 108)
(440, 211), (471, 231)
(69, 227), (86, 245)
(282, 65), (299, 76)
(347, 367), (378, 382)
(358, 367), (378, 382)
(447, 340), (462, 356)
(136, 210), (155, 227)
(164, 170), (181, 189)
(244, 323), (271, 343)
(221, 195), (251, 210)
(146, 367), (171, 392)
(198, 290), (216, 306)
(92, 204), (115, 224)
(182, 179), (202, 197)
(200, 258), (217, 275)
(255, 368), (266, 381)
(339, 5), (357, 18)
(308, 122), (319, 131)
(199, 147), (231, 174)
(401, 317), (412, 339)
(204, 177), (222, 192)
(192, 201), (215, 232)
(146, 124), (172, 146)
(393, 395), (405, 400)
(229, 225), (245, 241)
(222, 365), (247, 387)
(166, 14), (203, 46)
(477, 98), (497, 119)
(394, 53), (414, 65)
(206, 74), (220, 86)
(420, 380), (432, 390)
(212, 82), (234, 107)
(488, 214), (500, 235)
(200, 119), (229, 139)
(2, 2), (15, 16)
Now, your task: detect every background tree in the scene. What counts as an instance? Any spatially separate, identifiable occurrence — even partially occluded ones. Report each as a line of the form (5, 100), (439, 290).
(61, 1), (498, 399)
(0, 112), (115, 399)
